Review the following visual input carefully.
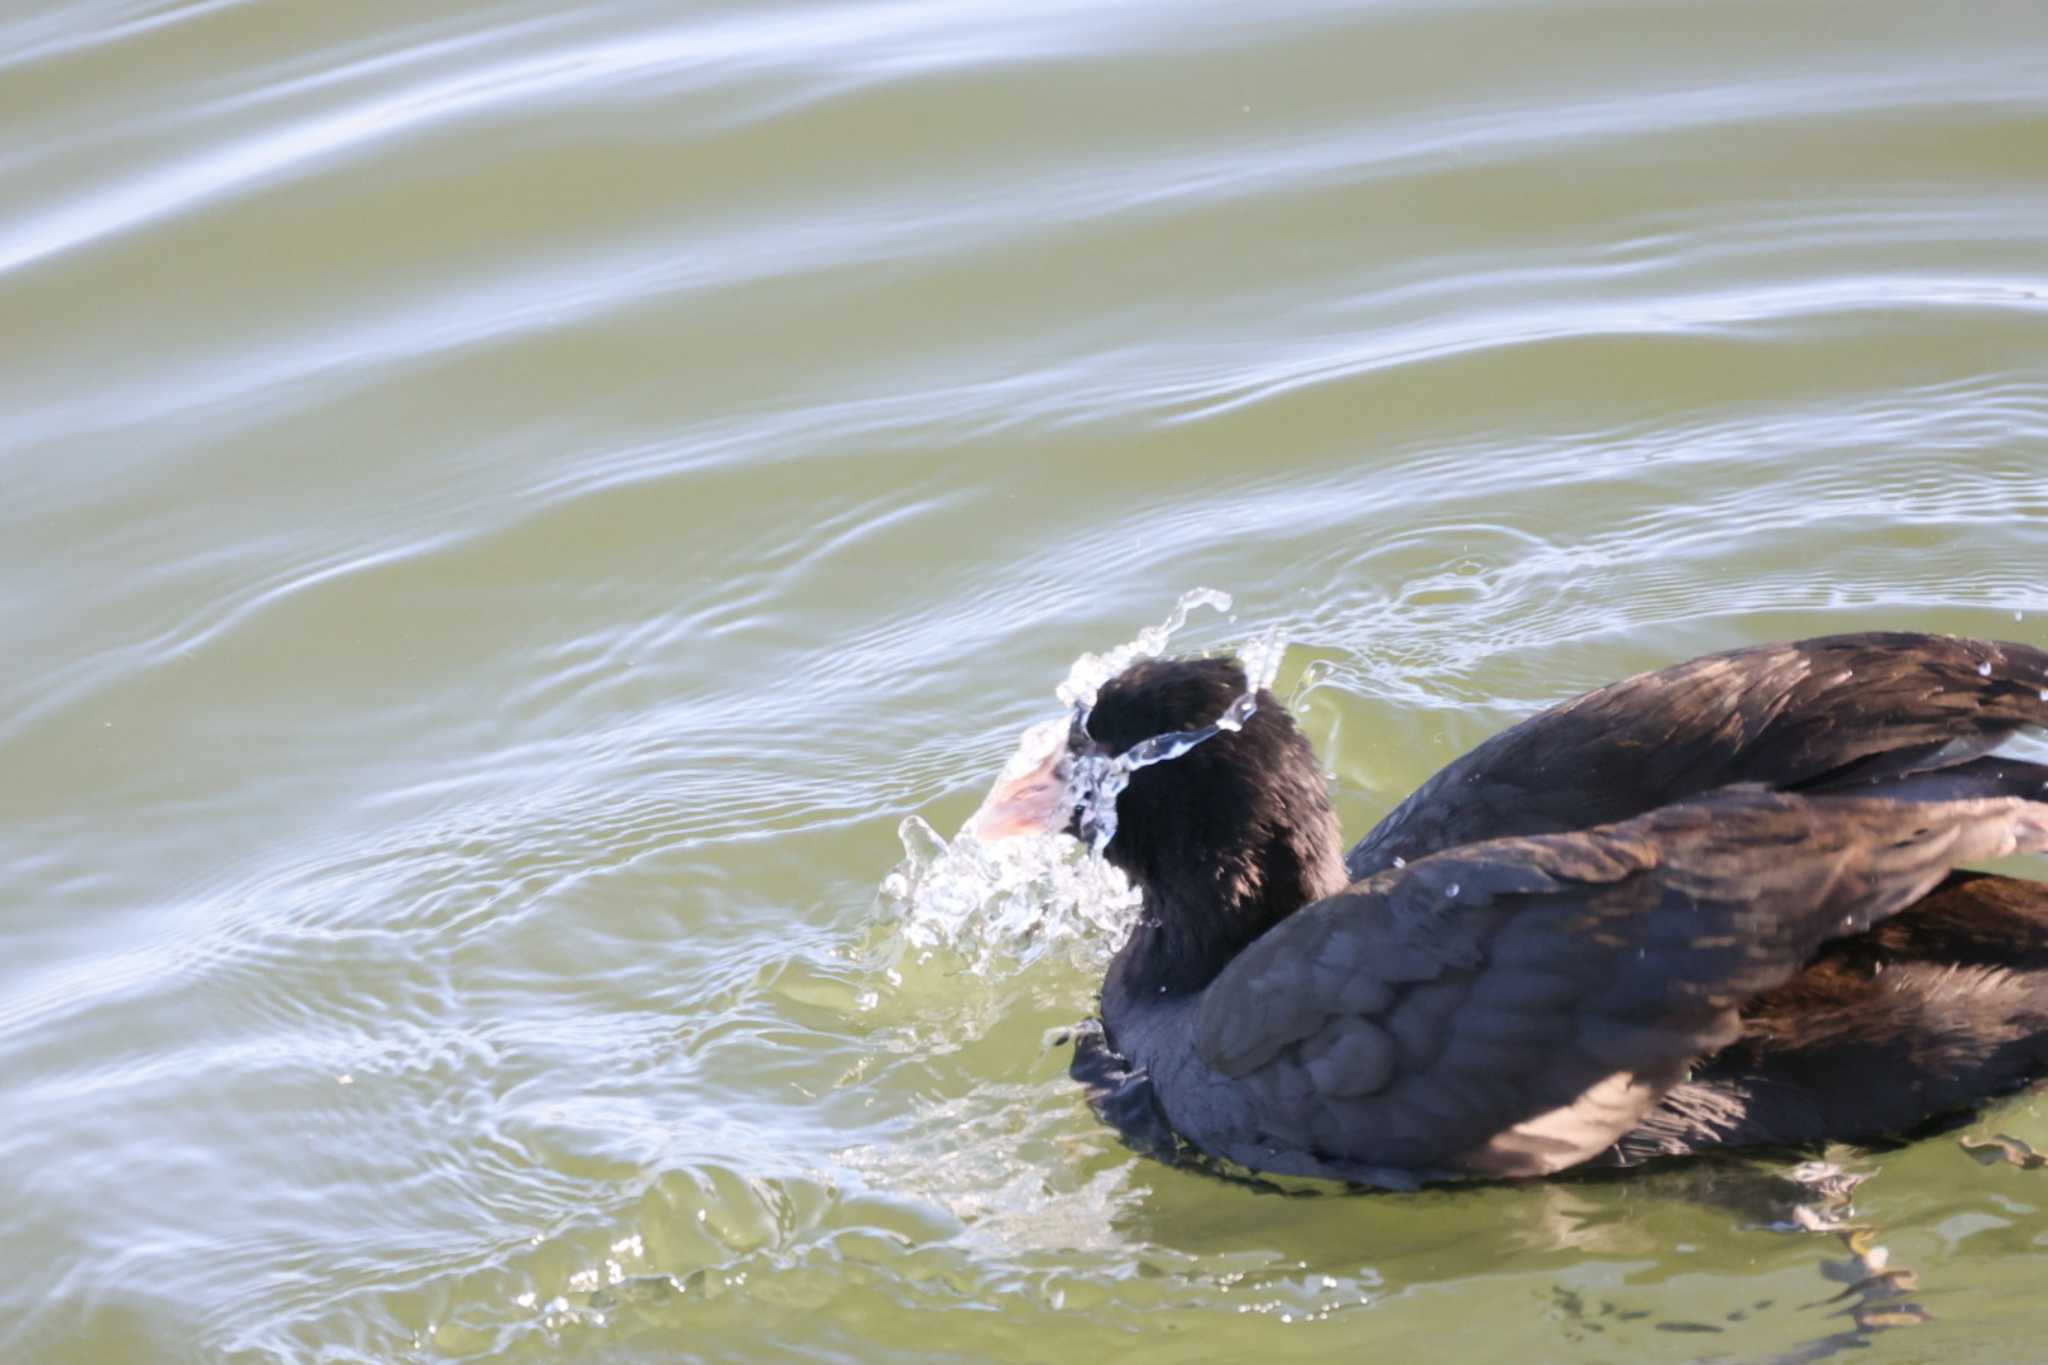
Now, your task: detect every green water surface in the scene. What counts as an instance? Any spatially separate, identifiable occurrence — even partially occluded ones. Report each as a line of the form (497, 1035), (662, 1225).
(3, 1), (2047, 1360)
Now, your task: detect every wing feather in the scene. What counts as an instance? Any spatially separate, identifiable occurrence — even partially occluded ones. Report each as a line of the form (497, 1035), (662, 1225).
(1195, 785), (2048, 1178)
(1347, 633), (2048, 879)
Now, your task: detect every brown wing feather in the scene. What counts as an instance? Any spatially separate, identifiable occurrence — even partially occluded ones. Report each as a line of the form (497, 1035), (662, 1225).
(1346, 633), (2048, 879)
(1198, 786), (2048, 1179)
(1615, 873), (2048, 1161)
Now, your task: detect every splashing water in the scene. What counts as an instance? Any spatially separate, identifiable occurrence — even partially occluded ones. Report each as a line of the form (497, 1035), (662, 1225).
(1055, 586), (1235, 709)
(877, 589), (1289, 972)
(877, 817), (1139, 974)
(1070, 597), (1285, 855)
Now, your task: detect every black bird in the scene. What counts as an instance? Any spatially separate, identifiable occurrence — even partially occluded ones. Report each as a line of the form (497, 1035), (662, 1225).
(972, 633), (2048, 1186)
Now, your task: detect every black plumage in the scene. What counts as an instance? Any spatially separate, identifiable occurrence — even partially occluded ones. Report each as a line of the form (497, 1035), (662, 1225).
(979, 633), (2048, 1184)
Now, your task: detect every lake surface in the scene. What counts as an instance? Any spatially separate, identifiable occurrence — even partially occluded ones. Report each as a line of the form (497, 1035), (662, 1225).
(5, 0), (2048, 1359)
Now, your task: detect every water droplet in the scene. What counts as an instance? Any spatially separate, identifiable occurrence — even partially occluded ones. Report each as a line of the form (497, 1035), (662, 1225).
(1055, 587), (1232, 708)
(898, 593), (1300, 976)
(1445, 881), (1460, 898)
(1238, 628), (1287, 695)
(1978, 661), (1993, 677)
(898, 814), (949, 866)
(1113, 642), (1283, 778)
(880, 794), (1140, 975)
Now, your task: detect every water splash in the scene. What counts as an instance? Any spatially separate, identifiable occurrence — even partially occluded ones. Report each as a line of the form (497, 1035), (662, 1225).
(1071, 615), (1286, 855)
(877, 816), (1138, 974)
(877, 590), (1289, 970)
(1055, 587), (1234, 709)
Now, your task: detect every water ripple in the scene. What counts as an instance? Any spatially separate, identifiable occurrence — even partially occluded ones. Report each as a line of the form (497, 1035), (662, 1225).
(7, 0), (2048, 1358)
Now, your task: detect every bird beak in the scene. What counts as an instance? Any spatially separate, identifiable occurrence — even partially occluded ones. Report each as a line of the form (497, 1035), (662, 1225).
(968, 718), (1073, 843)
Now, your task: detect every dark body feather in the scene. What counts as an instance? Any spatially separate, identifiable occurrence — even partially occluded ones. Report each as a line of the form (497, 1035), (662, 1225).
(1347, 633), (2048, 879)
(1619, 871), (2048, 1161)
(1022, 633), (2048, 1183)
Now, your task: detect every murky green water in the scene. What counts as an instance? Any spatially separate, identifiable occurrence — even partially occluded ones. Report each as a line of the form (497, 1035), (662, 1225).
(5, 1), (2048, 1359)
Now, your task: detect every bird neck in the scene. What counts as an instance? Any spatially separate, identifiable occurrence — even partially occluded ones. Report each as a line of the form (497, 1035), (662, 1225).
(1104, 821), (1349, 1014)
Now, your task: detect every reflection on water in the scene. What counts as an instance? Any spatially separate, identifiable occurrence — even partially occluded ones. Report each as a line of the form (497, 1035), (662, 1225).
(3, 0), (2047, 1359)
